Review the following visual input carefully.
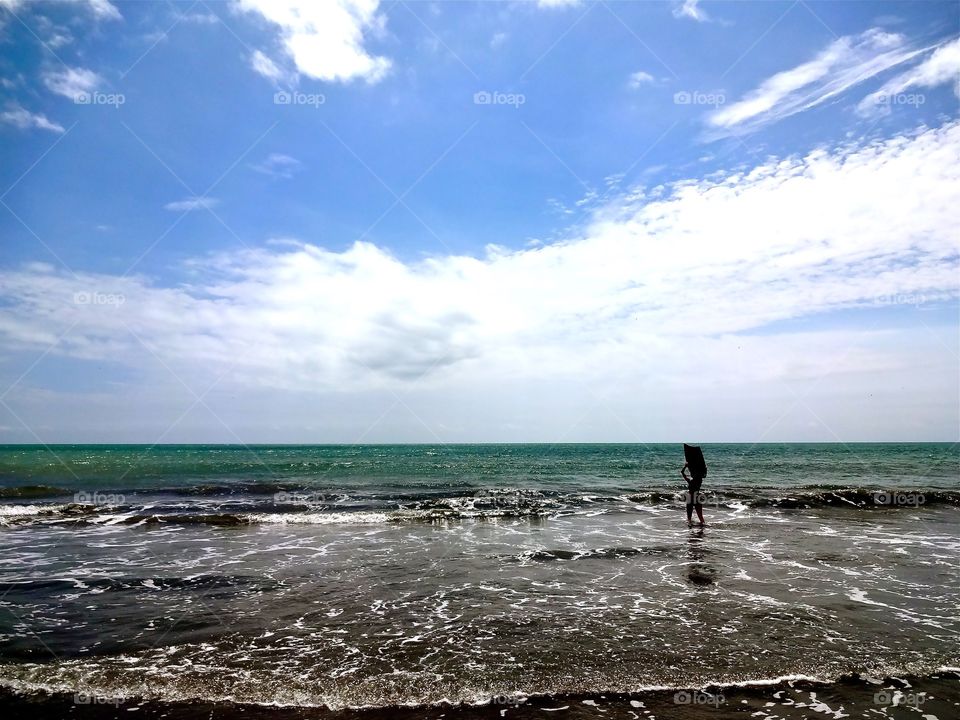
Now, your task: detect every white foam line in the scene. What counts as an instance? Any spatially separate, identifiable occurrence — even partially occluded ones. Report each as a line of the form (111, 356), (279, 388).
(247, 512), (392, 525)
(0, 504), (65, 516)
(0, 670), (926, 713)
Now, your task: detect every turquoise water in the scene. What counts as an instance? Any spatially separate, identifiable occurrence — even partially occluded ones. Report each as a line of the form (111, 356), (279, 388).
(0, 443), (956, 492)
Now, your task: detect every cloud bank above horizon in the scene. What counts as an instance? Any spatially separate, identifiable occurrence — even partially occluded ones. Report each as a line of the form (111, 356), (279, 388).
(2, 121), (958, 441)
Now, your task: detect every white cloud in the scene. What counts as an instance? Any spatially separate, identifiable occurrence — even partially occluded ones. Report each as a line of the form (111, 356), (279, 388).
(42, 66), (102, 100)
(82, 0), (121, 20)
(673, 0), (709, 22)
(708, 29), (927, 135)
(249, 49), (286, 82)
(164, 196), (218, 211)
(490, 32), (508, 50)
(628, 70), (655, 89)
(857, 36), (960, 115)
(0, 103), (64, 132)
(250, 152), (301, 179)
(237, 0), (391, 84)
(0, 0), (120, 20)
(46, 31), (73, 48)
(536, 0), (581, 7)
(33, 14), (75, 47)
(1, 122), (957, 440)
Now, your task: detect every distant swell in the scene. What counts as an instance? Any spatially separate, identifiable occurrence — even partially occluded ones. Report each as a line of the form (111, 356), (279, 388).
(0, 486), (70, 499)
(0, 486), (956, 529)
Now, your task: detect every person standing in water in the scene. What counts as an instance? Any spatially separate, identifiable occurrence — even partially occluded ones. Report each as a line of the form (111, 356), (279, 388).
(681, 458), (706, 527)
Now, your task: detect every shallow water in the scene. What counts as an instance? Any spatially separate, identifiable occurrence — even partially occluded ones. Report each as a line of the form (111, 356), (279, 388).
(0, 444), (957, 714)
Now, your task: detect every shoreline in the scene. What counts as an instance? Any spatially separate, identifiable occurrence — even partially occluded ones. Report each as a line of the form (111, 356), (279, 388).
(2, 671), (958, 719)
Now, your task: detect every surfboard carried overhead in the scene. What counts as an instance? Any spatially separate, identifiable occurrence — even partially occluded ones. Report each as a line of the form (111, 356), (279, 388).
(683, 444), (707, 478)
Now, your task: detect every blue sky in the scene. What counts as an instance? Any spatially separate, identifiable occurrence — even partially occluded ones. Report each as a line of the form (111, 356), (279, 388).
(0, 0), (958, 442)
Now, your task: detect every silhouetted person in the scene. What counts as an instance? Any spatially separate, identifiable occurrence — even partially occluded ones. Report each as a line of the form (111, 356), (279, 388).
(681, 461), (706, 526)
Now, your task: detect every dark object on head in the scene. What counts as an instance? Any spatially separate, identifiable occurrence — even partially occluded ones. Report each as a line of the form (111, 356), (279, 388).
(683, 443), (707, 479)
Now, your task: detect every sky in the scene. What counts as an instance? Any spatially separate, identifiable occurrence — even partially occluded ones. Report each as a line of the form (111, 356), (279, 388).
(0, 0), (958, 444)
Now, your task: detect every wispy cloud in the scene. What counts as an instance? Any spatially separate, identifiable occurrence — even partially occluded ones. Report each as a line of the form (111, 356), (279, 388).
(0, 0), (120, 20)
(178, 10), (220, 24)
(249, 49), (287, 83)
(628, 70), (655, 89)
(673, 0), (709, 22)
(82, 0), (121, 21)
(707, 29), (927, 135)
(536, 0), (582, 8)
(858, 36), (960, 115)
(250, 153), (301, 179)
(42, 66), (102, 100)
(164, 196), (218, 212)
(0, 102), (64, 133)
(237, 0), (391, 84)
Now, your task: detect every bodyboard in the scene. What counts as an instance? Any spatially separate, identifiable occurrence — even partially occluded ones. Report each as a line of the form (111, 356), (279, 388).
(683, 444), (707, 479)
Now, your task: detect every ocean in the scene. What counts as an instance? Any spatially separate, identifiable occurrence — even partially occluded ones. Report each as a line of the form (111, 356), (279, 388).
(0, 443), (957, 718)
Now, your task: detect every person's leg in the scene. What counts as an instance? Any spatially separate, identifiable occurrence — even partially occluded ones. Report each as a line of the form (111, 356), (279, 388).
(691, 479), (704, 525)
(686, 497), (694, 523)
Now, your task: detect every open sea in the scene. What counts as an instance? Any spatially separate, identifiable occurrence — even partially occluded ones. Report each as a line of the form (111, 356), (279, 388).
(0, 443), (957, 719)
